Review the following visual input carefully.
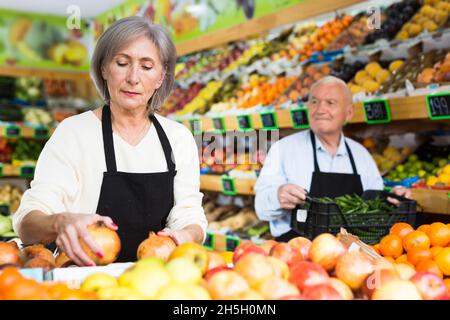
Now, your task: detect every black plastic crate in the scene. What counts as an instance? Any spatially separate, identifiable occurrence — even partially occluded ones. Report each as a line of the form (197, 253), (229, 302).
(297, 190), (416, 244)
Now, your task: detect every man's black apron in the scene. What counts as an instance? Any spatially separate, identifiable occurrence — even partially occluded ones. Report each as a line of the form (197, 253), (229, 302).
(96, 105), (176, 262)
(276, 131), (363, 242)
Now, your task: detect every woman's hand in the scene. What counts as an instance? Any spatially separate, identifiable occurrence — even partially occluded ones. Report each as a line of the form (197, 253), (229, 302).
(157, 224), (204, 245)
(387, 187), (412, 206)
(54, 213), (118, 266)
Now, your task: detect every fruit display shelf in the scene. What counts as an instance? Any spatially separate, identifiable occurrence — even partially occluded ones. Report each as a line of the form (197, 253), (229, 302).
(180, 94), (449, 133)
(0, 123), (55, 139)
(200, 176), (450, 215)
(0, 163), (36, 178)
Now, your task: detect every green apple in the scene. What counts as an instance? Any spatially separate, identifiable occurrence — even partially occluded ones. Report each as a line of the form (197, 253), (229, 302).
(166, 257), (202, 285)
(118, 266), (171, 299)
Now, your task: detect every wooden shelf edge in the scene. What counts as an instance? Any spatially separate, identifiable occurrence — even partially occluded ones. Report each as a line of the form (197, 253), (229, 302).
(0, 66), (91, 81)
(200, 175), (256, 195)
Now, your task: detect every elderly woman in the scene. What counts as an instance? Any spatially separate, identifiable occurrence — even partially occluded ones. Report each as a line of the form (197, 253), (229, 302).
(13, 17), (207, 265)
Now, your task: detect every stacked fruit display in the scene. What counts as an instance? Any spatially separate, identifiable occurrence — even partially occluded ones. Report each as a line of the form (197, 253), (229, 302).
(348, 61), (402, 95)
(0, 184), (23, 214)
(298, 16), (353, 61)
(224, 41), (266, 73)
(0, 138), (13, 164)
(417, 52), (450, 84)
(367, 142), (410, 175)
(275, 22), (317, 61)
(372, 222), (450, 290)
(174, 81), (223, 116)
(424, 163), (450, 188)
(396, 0), (450, 40)
(15, 77), (43, 103)
(161, 83), (204, 116)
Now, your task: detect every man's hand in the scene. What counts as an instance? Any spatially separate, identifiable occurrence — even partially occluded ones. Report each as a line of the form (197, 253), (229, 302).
(387, 187), (412, 206)
(277, 183), (308, 210)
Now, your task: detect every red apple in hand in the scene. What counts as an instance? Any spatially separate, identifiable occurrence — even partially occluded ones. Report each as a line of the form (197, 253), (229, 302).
(410, 272), (448, 300)
(302, 284), (343, 300)
(289, 261), (329, 292)
(233, 242), (267, 264)
(270, 243), (303, 266)
(288, 237), (312, 260)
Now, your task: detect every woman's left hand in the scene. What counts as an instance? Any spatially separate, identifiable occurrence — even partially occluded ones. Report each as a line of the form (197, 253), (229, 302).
(387, 187), (412, 206)
(157, 228), (192, 245)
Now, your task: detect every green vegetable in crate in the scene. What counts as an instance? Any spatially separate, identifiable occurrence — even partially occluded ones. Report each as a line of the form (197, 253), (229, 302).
(314, 194), (396, 214)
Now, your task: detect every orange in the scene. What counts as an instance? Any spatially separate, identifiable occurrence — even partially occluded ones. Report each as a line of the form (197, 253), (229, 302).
(430, 246), (444, 258)
(2, 278), (43, 300)
(417, 224), (430, 233)
(390, 222), (414, 239)
(444, 279), (450, 293)
(416, 259), (443, 279)
(46, 283), (71, 300)
(0, 267), (23, 295)
(402, 230), (431, 252)
(407, 247), (432, 265)
(380, 235), (403, 258)
(426, 222), (450, 247)
(371, 244), (380, 255)
(435, 247), (450, 276)
(396, 254), (408, 263)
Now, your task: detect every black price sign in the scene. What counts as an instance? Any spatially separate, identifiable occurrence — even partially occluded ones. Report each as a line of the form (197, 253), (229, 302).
(225, 236), (240, 252)
(237, 115), (253, 131)
(4, 125), (21, 138)
(212, 117), (226, 133)
(427, 93), (450, 120)
(203, 232), (215, 250)
(0, 204), (9, 215)
(363, 99), (391, 124)
(189, 118), (202, 135)
(20, 166), (35, 178)
(221, 176), (236, 195)
(33, 127), (49, 139)
(290, 108), (309, 129)
(260, 111), (278, 130)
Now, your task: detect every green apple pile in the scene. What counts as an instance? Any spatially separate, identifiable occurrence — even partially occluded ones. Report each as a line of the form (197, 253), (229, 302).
(385, 154), (449, 182)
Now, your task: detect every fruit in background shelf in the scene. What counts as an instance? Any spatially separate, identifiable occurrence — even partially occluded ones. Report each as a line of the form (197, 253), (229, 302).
(389, 60), (404, 73)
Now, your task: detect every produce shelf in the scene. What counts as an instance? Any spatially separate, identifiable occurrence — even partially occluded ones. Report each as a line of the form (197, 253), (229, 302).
(181, 95), (445, 133)
(0, 163), (35, 178)
(201, 176), (450, 215)
(0, 124), (55, 139)
(0, 66), (91, 81)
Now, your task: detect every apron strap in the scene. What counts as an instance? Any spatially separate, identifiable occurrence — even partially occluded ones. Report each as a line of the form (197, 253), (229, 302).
(150, 115), (176, 173)
(344, 140), (358, 175)
(310, 130), (358, 175)
(102, 105), (118, 172)
(310, 130), (320, 172)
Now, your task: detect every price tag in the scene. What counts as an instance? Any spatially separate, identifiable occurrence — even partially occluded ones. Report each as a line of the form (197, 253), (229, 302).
(363, 100), (391, 124)
(203, 232), (215, 250)
(0, 204), (10, 215)
(225, 236), (240, 252)
(290, 108), (309, 129)
(20, 165), (35, 178)
(33, 127), (49, 139)
(189, 118), (202, 135)
(0, 163), (3, 177)
(4, 125), (21, 138)
(260, 111), (278, 130)
(426, 93), (450, 120)
(237, 115), (253, 131)
(212, 117), (226, 133)
(221, 176), (236, 196)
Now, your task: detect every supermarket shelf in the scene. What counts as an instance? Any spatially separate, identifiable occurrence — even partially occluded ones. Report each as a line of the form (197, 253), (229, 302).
(411, 188), (450, 215)
(0, 66), (90, 81)
(176, 0), (365, 55)
(181, 95), (441, 133)
(201, 176), (450, 215)
(0, 124), (55, 139)
(0, 164), (35, 178)
(200, 175), (256, 196)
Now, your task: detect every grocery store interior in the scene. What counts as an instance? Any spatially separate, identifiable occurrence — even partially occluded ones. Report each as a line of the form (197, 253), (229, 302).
(0, 0), (450, 301)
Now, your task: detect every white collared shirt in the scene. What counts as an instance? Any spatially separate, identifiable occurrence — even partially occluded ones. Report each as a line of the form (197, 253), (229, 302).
(254, 129), (384, 237)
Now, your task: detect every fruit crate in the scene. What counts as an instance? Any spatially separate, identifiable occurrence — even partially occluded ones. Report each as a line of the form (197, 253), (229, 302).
(295, 190), (416, 244)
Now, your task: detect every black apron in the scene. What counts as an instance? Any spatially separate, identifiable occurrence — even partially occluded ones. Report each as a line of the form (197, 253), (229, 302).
(96, 105), (176, 262)
(276, 131), (363, 242)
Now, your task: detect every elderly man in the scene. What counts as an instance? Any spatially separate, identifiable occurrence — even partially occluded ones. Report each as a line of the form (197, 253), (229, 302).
(255, 76), (410, 241)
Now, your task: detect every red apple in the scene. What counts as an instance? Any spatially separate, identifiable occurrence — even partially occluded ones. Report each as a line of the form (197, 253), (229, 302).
(233, 242), (267, 265)
(267, 256), (290, 280)
(289, 261), (329, 292)
(288, 236), (312, 260)
(372, 280), (422, 300)
(259, 240), (279, 255)
(329, 278), (354, 300)
(410, 272), (448, 300)
(204, 266), (233, 281)
(302, 284), (343, 300)
(206, 251), (227, 271)
(255, 276), (300, 299)
(335, 251), (374, 291)
(310, 233), (347, 271)
(280, 295), (304, 300)
(234, 253), (275, 288)
(362, 268), (400, 299)
(270, 243), (303, 266)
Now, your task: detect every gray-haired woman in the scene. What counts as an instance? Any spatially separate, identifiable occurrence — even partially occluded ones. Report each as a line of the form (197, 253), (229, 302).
(13, 16), (207, 265)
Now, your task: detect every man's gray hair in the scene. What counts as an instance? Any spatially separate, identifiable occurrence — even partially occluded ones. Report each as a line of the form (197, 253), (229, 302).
(309, 75), (353, 105)
(90, 16), (177, 114)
